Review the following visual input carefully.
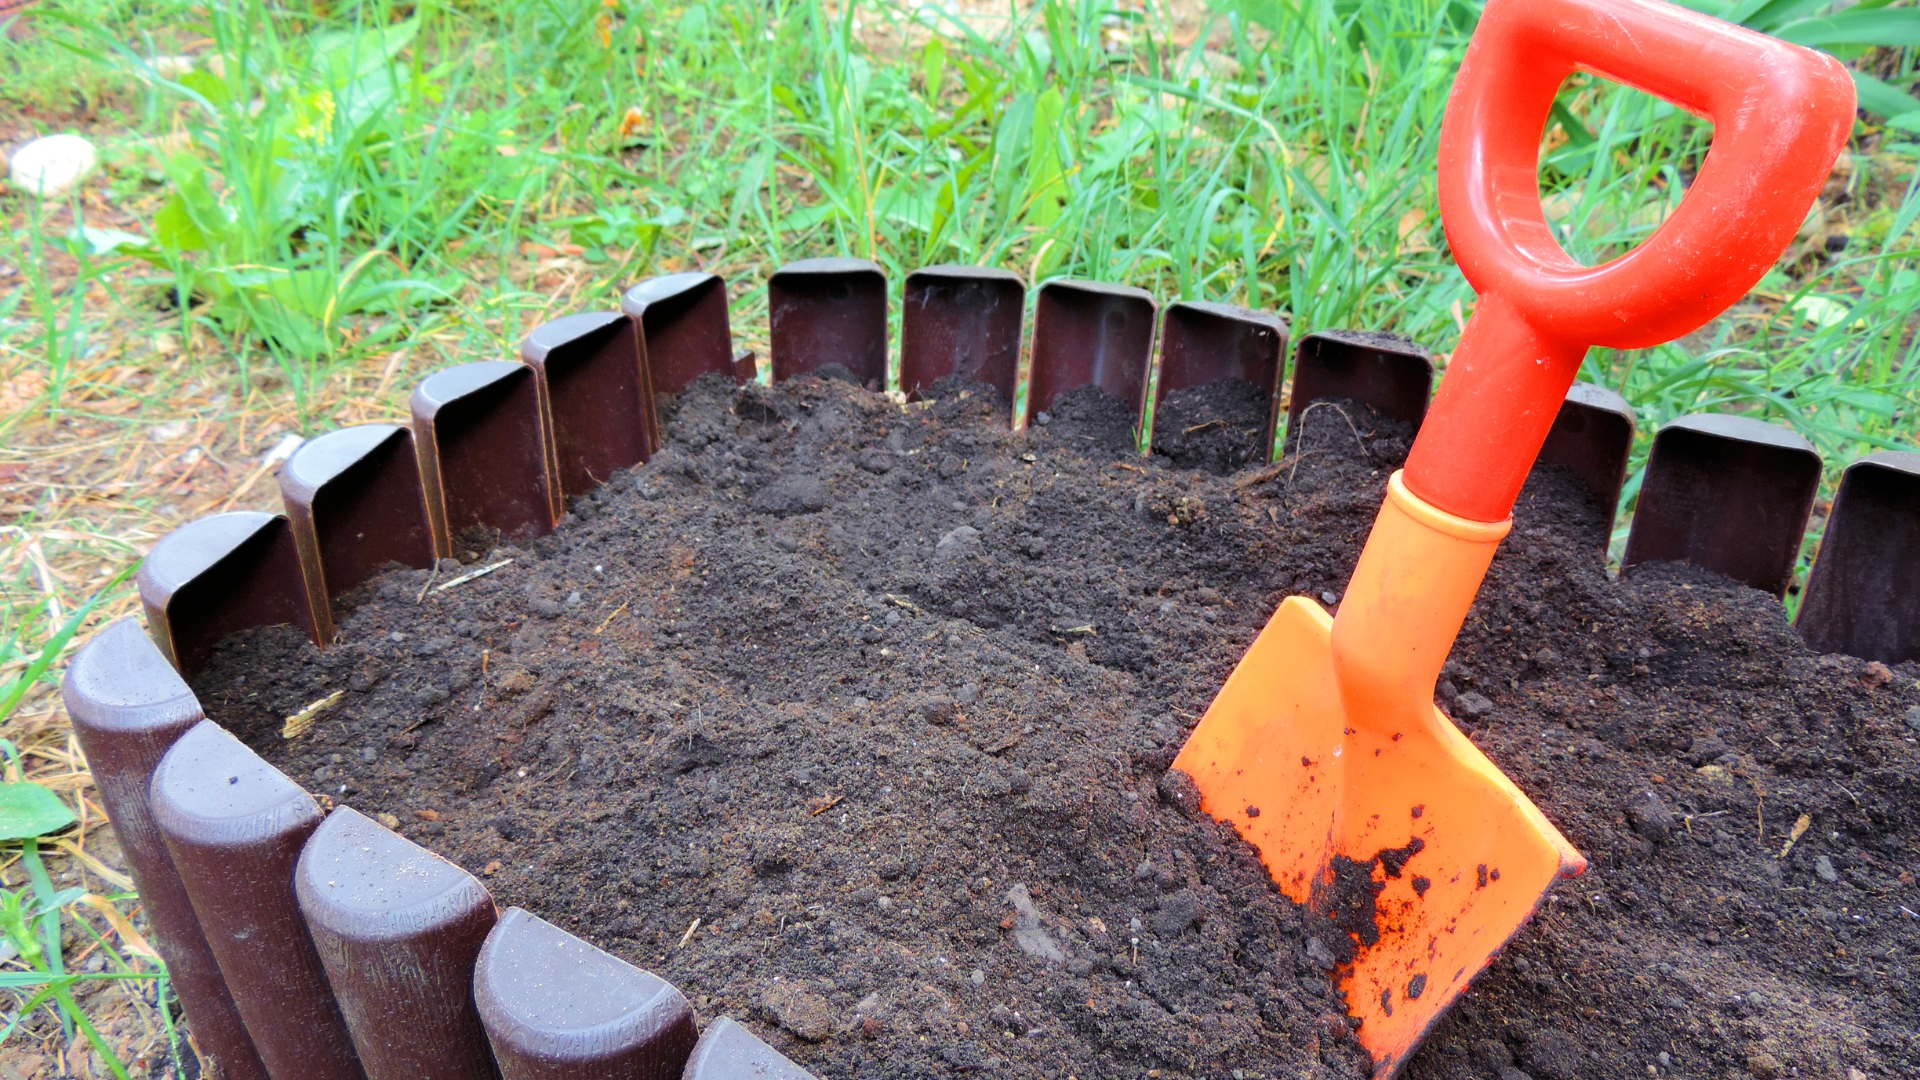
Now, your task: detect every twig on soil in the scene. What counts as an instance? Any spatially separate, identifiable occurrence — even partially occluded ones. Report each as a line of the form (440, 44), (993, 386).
(430, 559), (514, 595)
(1181, 419), (1226, 435)
(1681, 809), (1727, 838)
(282, 690), (345, 739)
(1778, 813), (1812, 858)
(677, 918), (702, 947)
(415, 563), (442, 602)
(810, 794), (844, 816)
(1287, 401), (1369, 485)
(594, 601), (629, 634)
(1232, 461), (1286, 489)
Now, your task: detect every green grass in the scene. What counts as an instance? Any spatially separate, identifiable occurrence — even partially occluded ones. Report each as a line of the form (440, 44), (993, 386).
(2, 0), (1912, 433)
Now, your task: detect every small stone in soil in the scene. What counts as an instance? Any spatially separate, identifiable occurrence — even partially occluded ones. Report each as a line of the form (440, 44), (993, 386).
(1625, 789), (1676, 843)
(1815, 855), (1839, 883)
(935, 525), (981, 558)
(1152, 890), (1202, 936)
(1473, 1038), (1514, 1070)
(1005, 883), (1066, 963)
(760, 984), (834, 1043)
(1521, 1028), (1584, 1080)
(1156, 769), (1202, 817)
(750, 476), (829, 516)
(1456, 692), (1495, 719)
(1305, 937), (1337, 971)
(1684, 734), (1731, 765)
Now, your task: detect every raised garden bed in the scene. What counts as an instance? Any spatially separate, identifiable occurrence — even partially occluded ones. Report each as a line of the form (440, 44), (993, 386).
(65, 266), (1920, 1080)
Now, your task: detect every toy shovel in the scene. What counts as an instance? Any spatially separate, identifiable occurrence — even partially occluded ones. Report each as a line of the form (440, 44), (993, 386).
(1171, 0), (1853, 1073)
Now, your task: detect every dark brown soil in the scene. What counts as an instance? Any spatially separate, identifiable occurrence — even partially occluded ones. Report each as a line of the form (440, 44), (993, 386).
(195, 375), (1919, 1080)
(1150, 379), (1274, 475)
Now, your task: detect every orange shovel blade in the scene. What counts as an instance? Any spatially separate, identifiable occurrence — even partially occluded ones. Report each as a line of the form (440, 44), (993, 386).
(1172, 477), (1585, 1078)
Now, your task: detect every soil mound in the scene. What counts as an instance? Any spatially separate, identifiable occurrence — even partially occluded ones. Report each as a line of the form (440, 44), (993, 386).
(1150, 378), (1273, 475)
(196, 375), (1918, 1080)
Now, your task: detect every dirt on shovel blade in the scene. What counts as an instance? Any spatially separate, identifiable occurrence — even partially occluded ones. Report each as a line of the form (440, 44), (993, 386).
(197, 375), (1919, 1080)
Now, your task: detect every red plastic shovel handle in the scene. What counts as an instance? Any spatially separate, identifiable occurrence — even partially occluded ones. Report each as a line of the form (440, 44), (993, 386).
(1404, 0), (1854, 524)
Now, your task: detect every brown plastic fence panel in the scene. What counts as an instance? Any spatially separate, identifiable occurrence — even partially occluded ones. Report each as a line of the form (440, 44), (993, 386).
(137, 511), (320, 678)
(1286, 330), (1434, 442)
(280, 423), (439, 637)
(152, 721), (366, 1080)
(1796, 450), (1920, 663)
(1622, 413), (1822, 598)
(297, 806), (500, 1080)
(476, 908), (697, 1079)
(413, 361), (556, 548)
(681, 1017), (817, 1080)
(768, 257), (888, 387)
(624, 272), (738, 397)
(522, 311), (656, 505)
(1025, 279), (1158, 429)
(60, 619), (269, 1080)
(1154, 300), (1288, 460)
(899, 265), (1025, 407)
(1533, 382), (1636, 529)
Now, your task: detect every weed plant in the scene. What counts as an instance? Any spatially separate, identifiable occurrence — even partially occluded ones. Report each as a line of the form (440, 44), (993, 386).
(4, 0), (1915, 460)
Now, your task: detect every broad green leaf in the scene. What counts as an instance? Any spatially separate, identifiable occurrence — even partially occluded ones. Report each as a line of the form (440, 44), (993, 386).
(65, 226), (159, 260)
(177, 68), (229, 107)
(158, 155), (229, 244)
(1790, 294), (1855, 328)
(1024, 87), (1069, 229)
(1773, 9), (1920, 48)
(1856, 70), (1920, 120)
(1205, 0), (1289, 33)
(311, 17), (420, 84)
(0, 971), (158, 990)
(30, 887), (86, 918)
(1549, 100), (1596, 147)
(780, 200), (843, 232)
(0, 783), (76, 841)
(1728, 0), (1828, 30)
(1671, 0), (1733, 18)
(922, 37), (947, 100)
(875, 185), (935, 233)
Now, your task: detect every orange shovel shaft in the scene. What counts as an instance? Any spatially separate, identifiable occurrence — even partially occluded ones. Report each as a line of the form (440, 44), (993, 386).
(1400, 296), (1584, 526)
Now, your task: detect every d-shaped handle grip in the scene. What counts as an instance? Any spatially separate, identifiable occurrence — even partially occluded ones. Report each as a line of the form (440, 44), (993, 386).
(1404, 0), (1853, 523)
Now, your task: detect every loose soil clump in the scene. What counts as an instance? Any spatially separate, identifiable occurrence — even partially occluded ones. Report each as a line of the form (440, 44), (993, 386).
(1150, 378), (1274, 475)
(198, 376), (1918, 1080)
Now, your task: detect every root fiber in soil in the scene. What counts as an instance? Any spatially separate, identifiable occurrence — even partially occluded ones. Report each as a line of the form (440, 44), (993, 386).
(195, 376), (1918, 1080)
